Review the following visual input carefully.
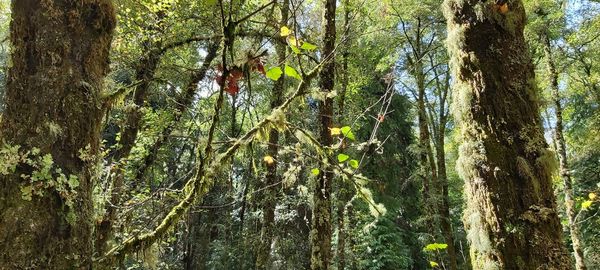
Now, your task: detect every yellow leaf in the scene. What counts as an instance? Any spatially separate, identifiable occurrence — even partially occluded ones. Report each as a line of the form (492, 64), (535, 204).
(330, 127), (341, 136)
(582, 200), (593, 210)
(263, 155), (275, 165)
(280, 26), (292, 37)
(288, 36), (301, 47)
(589, 193), (597, 200)
(499, 3), (509, 14)
(429, 261), (439, 268)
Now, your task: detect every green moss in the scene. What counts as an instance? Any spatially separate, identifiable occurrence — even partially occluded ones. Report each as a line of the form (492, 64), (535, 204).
(536, 148), (558, 178)
(516, 156), (534, 180)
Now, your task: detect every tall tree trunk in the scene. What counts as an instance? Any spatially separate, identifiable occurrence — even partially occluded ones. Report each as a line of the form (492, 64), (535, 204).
(336, 1), (351, 269)
(408, 18), (438, 235)
(429, 56), (459, 270)
(255, 1), (289, 268)
(444, 1), (572, 268)
(0, 0), (115, 268)
(417, 66), (438, 217)
(435, 129), (459, 270)
(311, 0), (336, 268)
(543, 35), (587, 270)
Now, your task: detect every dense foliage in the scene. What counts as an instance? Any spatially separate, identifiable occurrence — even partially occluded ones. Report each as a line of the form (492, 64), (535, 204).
(0, 0), (598, 269)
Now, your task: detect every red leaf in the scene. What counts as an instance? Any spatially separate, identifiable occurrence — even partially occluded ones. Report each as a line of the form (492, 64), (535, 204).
(230, 68), (244, 81)
(226, 81), (239, 96)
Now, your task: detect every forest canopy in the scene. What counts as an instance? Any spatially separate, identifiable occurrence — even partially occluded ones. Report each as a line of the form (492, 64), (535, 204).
(0, 0), (599, 269)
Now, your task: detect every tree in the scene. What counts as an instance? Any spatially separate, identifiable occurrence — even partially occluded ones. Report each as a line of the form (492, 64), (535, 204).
(443, 0), (572, 268)
(543, 33), (586, 270)
(0, 0), (115, 268)
(311, 0), (336, 268)
(256, 0), (289, 268)
(391, 0), (459, 266)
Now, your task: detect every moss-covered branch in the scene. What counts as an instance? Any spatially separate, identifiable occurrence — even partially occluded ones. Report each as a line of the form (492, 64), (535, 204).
(97, 67), (319, 262)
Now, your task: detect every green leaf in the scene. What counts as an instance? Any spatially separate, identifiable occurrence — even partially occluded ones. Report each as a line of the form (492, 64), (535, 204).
(266, 67), (283, 81)
(337, 153), (350, 163)
(349, 159), (359, 169)
(424, 243), (448, 252)
(311, 168), (320, 176)
(429, 261), (439, 268)
(284, 65), (302, 80)
(290, 44), (301, 54)
(340, 126), (356, 140)
(300, 41), (317, 51)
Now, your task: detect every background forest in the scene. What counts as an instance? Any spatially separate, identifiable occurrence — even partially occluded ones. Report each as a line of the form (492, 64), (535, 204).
(0, 0), (599, 269)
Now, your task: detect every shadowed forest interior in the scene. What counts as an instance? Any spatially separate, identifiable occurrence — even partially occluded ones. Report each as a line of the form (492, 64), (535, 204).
(0, 0), (599, 269)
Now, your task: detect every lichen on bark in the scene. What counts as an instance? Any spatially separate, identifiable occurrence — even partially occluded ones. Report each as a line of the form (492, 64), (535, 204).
(443, 0), (572, 269)
(0, 0), (115, 268)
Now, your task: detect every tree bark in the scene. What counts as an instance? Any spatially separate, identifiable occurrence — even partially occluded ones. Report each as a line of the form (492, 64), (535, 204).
(311, 0), (336, 268)
(255, 1), (289, 269)
(543, 34), (587, 270)
(336, 1), (351, 269)
(0, 0), (115, 268)
(435, 131), (459, 270)
(432, 74), (459, 270)
(444, 1), (572, 268)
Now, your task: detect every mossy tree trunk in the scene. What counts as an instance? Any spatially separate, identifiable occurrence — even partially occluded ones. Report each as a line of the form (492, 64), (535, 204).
(543, 34), (587, 270)
(336, 1), (352, 269)
(444, 0), (572, 268)
(255, 1), (289, 268)
(0, 0), (115, 268)
(311, 0), (336, 268)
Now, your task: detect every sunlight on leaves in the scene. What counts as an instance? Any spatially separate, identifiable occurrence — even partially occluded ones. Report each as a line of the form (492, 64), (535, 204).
(349, 159), (359, 169)
(300, 42), (317, 51)
(330, 127), (341, 136)
(582, 200), (593, 210)
(284, 65), (301, 80)
(337, 153), (350, 163)
(341, 126), (356, 141)
(266, 67), (283, 81)
(280, 26), (292, 37)
(263, 155), (275, 165)
(423, 243), (448, 252)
